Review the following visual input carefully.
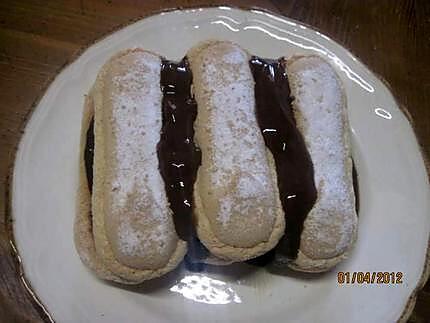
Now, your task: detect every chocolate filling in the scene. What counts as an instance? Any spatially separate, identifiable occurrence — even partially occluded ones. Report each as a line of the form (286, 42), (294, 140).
(84, 118), (94, 194)
(353, 163), (359, 213)
(250, 57), (318, 260)
(158, 58), (202, 241)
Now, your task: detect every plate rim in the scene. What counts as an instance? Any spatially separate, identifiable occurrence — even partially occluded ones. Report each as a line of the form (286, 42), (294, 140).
(5, 5), (430, 323)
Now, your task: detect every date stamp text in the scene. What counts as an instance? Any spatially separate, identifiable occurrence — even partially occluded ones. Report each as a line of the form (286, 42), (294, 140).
(337, 272), (403, 285)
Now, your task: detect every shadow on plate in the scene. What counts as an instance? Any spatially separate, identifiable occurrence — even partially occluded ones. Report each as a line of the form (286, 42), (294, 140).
(103, 260), (260, 295)
(102, 240), (335, 295)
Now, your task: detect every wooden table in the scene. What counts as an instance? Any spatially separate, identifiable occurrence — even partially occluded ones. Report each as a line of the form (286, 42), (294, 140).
(0, 1), (428, 322)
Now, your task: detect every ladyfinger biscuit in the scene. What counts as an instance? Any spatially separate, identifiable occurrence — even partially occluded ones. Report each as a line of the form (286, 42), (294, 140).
(283, 56), (358, 272)
(188, 41), (285, 262)
(76, 49), (187, 283)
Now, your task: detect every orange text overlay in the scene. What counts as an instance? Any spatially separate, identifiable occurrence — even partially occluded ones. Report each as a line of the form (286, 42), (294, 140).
(337, 272), (403, 285)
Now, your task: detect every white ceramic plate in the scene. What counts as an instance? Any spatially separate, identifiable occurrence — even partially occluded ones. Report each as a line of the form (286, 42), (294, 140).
(12, 6), (430, 323)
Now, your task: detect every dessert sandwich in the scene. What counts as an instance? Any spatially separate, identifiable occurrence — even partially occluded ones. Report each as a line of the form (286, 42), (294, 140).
(75, 41), (358, 284)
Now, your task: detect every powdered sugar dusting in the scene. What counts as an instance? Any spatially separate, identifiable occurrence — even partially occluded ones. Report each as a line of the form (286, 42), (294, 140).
(118, 220), (168, 257)
(103, 51), (173, 258)
(222, 49), (247, 64)
(110, 53), (163, 209)
(194, 43), (277, 226)
(287, 56), (356, 255)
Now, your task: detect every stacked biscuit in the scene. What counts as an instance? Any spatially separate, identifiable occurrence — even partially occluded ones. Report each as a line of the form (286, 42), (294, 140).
(75, 41), (358, 284)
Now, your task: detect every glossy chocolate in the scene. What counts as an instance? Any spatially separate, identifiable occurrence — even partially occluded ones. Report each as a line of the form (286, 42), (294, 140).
(250, 57), (318, 259)
(158, 58), (201, 241)
(84, 118), (94, 193)
(353, 164), (359, 214)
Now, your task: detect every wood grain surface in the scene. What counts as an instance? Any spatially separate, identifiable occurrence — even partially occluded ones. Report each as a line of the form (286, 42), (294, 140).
(0, 1), (429, 322)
